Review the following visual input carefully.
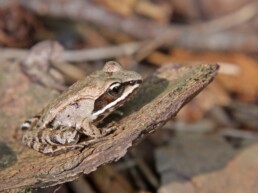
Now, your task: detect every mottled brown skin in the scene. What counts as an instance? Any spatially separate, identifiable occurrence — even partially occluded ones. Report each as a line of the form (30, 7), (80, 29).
(21, 61), (142, 156)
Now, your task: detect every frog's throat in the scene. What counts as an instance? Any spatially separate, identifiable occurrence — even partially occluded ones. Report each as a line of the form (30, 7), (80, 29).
(92, 84), (139, 117)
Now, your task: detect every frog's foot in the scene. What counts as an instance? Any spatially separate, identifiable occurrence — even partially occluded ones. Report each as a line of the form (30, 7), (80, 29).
(79, 137), (107, 146)
(35, 143), (85, 156)
(101, 125), (116, 136)
(37, 137), (108, 155)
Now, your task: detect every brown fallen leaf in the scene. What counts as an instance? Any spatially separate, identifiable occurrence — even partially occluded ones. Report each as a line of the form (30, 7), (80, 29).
(194, 143), (258, 193)
(0, 5), (40, 48)
(157, 132), (258, 193)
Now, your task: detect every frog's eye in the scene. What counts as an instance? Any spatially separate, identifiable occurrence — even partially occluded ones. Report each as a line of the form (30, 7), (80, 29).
(108, 82), (124, 97)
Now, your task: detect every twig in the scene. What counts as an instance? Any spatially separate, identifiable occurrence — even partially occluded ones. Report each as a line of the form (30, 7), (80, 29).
(0, 42), (142, 62)
(220, 128), (258, 140)
(0, 48), (27, 61)
(130, 149), (159, 188)
(69, 176), (96, 193)
(61, 42), (142, 62)
(174, 31), (258, 53)
(190, 1), (258, 34)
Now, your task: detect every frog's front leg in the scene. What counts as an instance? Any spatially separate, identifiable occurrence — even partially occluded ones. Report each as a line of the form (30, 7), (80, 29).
(79, 120), (115, 139)
(22, 126), (82, 155)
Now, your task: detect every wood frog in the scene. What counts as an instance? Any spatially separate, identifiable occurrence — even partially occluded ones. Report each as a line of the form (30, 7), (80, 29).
(21, 61), (142, 156)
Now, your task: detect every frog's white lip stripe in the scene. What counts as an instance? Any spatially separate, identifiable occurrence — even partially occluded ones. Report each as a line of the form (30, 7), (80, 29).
(92, 84), (139, 117)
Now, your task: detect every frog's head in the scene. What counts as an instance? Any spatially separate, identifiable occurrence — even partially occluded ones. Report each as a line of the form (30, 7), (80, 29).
(92, 61), (142, 117)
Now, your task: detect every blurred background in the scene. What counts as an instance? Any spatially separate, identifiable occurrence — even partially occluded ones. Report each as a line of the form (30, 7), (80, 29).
(0, 0), (258, 192)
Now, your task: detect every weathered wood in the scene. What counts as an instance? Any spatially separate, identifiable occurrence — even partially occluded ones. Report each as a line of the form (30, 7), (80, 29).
(0, 62), (218, 192)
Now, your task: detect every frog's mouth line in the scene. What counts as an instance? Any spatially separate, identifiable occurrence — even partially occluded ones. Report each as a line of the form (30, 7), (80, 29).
(92, 81), (141, 118)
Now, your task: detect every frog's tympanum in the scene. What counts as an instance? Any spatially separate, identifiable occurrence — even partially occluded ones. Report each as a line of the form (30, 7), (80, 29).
(21, 61), (142, 156)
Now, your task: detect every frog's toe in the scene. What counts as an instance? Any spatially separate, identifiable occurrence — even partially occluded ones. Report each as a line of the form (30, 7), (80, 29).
(101, 126), (116, 136)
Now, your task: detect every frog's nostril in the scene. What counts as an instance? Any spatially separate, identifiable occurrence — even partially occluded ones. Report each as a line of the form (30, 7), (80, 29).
(136, 80), (142, 84)
(129, 80), (142, 85)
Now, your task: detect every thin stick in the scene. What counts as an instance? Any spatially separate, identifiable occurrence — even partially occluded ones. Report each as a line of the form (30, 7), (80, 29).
(61, 42), (142, 62)
(0, 42), (142, 62)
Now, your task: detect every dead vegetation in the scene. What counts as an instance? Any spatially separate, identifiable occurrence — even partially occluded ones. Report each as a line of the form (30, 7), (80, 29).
(0, 0), (257, 193)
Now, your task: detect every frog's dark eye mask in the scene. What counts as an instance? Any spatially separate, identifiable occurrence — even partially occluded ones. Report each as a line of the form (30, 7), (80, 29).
(92, 80), (142, 117)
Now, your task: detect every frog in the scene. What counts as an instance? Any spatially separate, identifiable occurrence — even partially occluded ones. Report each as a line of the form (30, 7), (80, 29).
(21, 61), (142, 156)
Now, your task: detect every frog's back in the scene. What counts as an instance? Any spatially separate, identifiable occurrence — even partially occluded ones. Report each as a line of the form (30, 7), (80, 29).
(40, 72), (105, 126)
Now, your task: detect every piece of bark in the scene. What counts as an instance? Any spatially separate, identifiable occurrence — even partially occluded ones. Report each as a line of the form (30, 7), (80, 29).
(0, 62), (218, 192)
